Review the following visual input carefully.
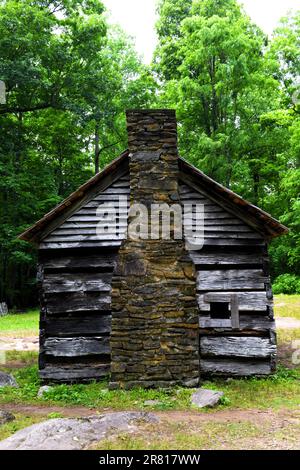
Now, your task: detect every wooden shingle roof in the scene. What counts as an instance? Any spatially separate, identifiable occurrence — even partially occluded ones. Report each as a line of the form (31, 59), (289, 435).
(19, 151), (288, 244)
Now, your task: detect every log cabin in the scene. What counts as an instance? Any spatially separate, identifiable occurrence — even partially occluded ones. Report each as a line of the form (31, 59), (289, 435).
(19, 109), (288, 388)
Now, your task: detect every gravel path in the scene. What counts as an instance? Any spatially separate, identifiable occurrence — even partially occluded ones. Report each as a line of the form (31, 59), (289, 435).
(276, 317), (300, 329)
(0, 336), (39, 351)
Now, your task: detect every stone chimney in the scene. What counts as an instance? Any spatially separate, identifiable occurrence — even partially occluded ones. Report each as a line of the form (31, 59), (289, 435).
(109, 110), (199, 390)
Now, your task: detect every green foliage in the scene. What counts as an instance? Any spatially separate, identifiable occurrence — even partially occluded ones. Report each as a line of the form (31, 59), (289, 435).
(155, 0), (300, 277)
(273, 274), (300, 294)
(0, 0), (299, 307)
(270, 365), (300, 382)
(219, 395), (231, 406)
(47, 412), (63, 419)
(154, 0), (193, 79)
(0, 0), (154, 307)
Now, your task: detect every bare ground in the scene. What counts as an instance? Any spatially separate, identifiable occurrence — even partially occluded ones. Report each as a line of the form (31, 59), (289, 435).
(0, 403), (297, 424)
(0, 336), (38, 351)
(1, 312), (299, 450)
(276, 317), (300, 329)
(1, 403), (299, 450)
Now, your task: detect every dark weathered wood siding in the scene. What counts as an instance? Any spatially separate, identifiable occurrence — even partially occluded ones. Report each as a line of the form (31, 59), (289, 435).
(38, 173), (276, 382)
(38, 176), (129, 381)
(179, 181), (276, 376)
(40, 175), (129, 250)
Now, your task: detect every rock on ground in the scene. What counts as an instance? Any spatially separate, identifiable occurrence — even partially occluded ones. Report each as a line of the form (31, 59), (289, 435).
(0, 410), (15, 424)
(0, 372), (18, 388)
(37, 385), (53, 398)
(143, 400), (163, 406)
(191, 389), (224, 408)
(0, 412), (158, 450)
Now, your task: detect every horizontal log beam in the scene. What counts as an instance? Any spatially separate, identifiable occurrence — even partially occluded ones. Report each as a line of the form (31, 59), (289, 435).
(200, 336), (276, 358)
(199, 315), (275, 332)
(44, 336), (110, 357)
(45, 292), (111, 314)
(43, 314), (111, 336)
(42, 254), (118, 272)
(40, 363), (110, 382)
(43, 273), (112, 293)
(200, 358), (272, 376)
(197, 270), (268, 291)
(197, 291), (272, 312)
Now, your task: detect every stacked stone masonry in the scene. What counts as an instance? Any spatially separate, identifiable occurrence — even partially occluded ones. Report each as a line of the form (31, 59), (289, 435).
(110, 110), (200, 389)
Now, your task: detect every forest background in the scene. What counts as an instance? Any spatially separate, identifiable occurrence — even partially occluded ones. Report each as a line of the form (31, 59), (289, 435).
(0, 0), (299, 308)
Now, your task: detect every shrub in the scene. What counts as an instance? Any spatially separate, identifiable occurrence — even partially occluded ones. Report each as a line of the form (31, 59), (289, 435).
(273, 274), (300, 294)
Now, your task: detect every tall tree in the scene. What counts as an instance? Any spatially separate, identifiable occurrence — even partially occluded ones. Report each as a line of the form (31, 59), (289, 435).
(154, 0), (193, 80)
(0, 0), (155, 307)
(156, 0), (274, 186)
(155, 0), (300, 281)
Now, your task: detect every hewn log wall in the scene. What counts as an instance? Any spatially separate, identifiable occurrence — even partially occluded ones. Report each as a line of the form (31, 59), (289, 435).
(39, 176), (129, 382)
(179, 181), (276, 376)
(38, 168), (276, 382)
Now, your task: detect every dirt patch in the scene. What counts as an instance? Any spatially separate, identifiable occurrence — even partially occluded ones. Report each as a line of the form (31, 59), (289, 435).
(92, 408), (300, 450)
(0, 403), (94, 418)
(156, 408), (300, 425)
(0, 337), (38, 352)
(1, 403), (298, 423)
(1, 405), (299, 450)
(277, 341), (296, 368)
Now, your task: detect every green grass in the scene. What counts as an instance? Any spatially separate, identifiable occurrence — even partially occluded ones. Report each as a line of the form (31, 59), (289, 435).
(92, 418), (300, 450)
(278, 327), (300, 344)
(0, 296), (299, 413)
(201, 367), (300, 410)
(0, 361), (299, 412)
(0, 310), (39, 337)
(4, 350), (39, 366)
(92, 421), (262, 450)
(0, 414), (43, 441)
(274, 295), (300, 319)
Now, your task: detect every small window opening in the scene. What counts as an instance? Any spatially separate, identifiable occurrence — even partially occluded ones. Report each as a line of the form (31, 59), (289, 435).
(210, 302), (230, 319)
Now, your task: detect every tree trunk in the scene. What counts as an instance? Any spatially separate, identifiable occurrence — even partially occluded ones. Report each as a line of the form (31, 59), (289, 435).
(94, 120), (100, 175)
(253, 171), (260, 205)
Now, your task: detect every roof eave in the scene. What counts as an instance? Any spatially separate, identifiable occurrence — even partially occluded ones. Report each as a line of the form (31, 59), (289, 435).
(179, 157), (289, 239)
(18, 151), (129, 244)
(18, 150), (289, 245)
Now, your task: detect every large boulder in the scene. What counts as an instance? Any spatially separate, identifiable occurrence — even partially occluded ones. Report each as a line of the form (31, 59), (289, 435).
(191, 389), (224, 408)
(0, 372), (18, 388)
(0, 412), (158, 450)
